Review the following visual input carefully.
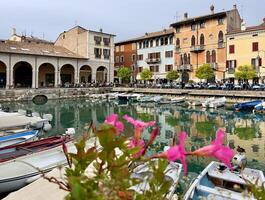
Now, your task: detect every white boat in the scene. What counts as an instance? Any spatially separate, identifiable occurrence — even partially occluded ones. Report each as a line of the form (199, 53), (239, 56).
(130, 159), (182, 199)
(209, 97), (226, 108)
(184, 156), (265, 200)
(188, 100), (202, 106)
(0, 129), (39, 148)
(201, 97), (215, 108)
(0, 136), (96, 194)
(158, 97), (185, 104)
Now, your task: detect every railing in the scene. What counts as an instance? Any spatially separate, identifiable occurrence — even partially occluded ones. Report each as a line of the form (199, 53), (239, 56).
(177, 64), (193, 71)
(218, 42), (225, 48)
(145, 58), (161, 64)
(175, 46), (181, 53)
(209, 63), (218, 70)
(227, 68), (235, 74)
(190, 45), (205, 52)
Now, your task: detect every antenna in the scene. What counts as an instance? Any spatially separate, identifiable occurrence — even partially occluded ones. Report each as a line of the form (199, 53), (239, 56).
(74, 20), (78, 26)
(174, 11), (181, 22)
(42, 32), (45, 39)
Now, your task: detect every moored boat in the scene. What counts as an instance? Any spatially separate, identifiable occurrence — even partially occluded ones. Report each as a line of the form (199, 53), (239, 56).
(201, 97), (215, 108)
(234, 100), (262, 111)
(209, 97), (226, 108)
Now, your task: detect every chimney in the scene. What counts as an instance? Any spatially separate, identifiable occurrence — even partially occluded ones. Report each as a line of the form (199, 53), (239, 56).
(233, 4), (237, 10)
(241, 20), (246, 31)
(184, 12), (188, 20)
(210, 5), (215, 14)
(12, 28), (16, 35)
(99, 28), (103, 32)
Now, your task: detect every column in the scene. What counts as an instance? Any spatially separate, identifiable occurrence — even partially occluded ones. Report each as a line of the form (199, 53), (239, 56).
(35, 69), (39, 89)
(75, 67), (79, 85)
(92, 68), (97, 83)
(54, 67), (59, 87)
(32, 69), (36, 89)
(6, 66), (9, 89)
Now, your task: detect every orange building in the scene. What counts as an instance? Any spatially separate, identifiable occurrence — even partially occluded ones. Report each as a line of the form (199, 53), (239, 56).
(170, 5), (241, 83)
(114, 40), (137, 82)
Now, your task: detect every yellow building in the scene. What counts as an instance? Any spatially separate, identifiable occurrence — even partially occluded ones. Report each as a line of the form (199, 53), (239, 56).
(226, 19), (265, 83)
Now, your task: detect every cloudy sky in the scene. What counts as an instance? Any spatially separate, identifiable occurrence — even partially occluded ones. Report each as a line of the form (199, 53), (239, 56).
(0, 0), (264, 42)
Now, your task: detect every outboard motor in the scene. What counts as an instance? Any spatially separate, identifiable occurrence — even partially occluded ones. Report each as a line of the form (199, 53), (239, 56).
(43, 123), (52, 132)
(232, 146), (247, 172)
(26, 110), (32, 117)
(65, 128), (75, 135)
(2, 106), (10, 112)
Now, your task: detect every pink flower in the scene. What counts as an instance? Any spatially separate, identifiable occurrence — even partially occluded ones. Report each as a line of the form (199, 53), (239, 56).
(155, 132), (187, 174)
(189, 129), (234, 168)
(123, 115), (155, 141)
(142, 127), (159, 155)
(128, 138), (145, 157)
(104, 114), (124, 135)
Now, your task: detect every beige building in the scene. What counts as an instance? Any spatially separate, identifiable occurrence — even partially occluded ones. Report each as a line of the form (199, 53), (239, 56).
(226, 19), (265, 83)
(0, 26), (115, 89)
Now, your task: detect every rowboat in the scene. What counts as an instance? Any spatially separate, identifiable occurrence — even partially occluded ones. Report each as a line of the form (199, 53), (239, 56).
(0, 135), (86, 193)
(0, 129), (39, 148)
(209, 97), (226, 108)
(234, 100), (262, 111)
(130, 159), (182, 199)
(183, 154), (265, 200)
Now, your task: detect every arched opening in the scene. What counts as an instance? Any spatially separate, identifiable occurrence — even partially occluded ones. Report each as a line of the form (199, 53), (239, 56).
(206, 51), (211, 63)
(181, 71), (189, 83)
(79, 65), (92, 83)
(184, 53), (188, 65)
(38, 63), (55, 88)
(176, 38), (180, 48)
(191, 35), (196, 46)
(0, 61), (6, 88)
(200, 34), (205, 45)
(14, 61), (32, 88)
(212, 50), (216, 63)
(187, 54), (191, 64)
(180, 55), (183, 65)
(96, 66), (108, 83)
(218, 31), (224, 43)
(60, 64), (75, 87)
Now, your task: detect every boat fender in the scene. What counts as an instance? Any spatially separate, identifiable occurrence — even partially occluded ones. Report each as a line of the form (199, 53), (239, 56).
(43, 123), (52, 132)
(66, 128), (75, 135)
(43, 114), (53, 122)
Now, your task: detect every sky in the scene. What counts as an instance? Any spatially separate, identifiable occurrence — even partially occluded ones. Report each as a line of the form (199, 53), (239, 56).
(0, 0), (264, 42)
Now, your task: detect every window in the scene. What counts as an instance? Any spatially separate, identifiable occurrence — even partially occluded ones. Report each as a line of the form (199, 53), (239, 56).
(218, 31), (224, 43)
(115, 56), (119, 63)
(165, 65), (173, 71)
(188, 54), (190, 64)
(156, 38), (159, 46)
(94, 36), (102, 45)
(200, 21), (205, 28)
(132, 43), (136, 50)
(253, 34), (258, 37)
(252, 42), (259, 52)
(176, 38), (180, 48)
(139, 42), (142, 49)
(150, 65), (159, 72)
(165, 37), (168, 45)
(120, 55), (124, 63)
(132, 54), (136, 62)
(146, 41), (149, 48)
(200, 34), (205, 45)
(103, 49), (110, 59)
(94, 48), (102, 58)
(138, 67), (143, 73)
(212, 50), (216, 63)
(165, 51), (173, 58)
(206, 51), (211, 63)
(218, 18), (224, 25)
(103, 38), (110, 46)
(226, 60), (237, 68)
(176, 27), (180, 33)
(115, 46), (119, 52)
(180, 55), (183, 65)
(138, 54), (143, 60)
(150, 40), (153, 47)
(184, 53), (188, 64)
(160, 38), (164, 45)
(148, 52), (161, 59)
(169, 36), (173, 44)
(120, 45), (124, 52)
(191, 35), (196, 46)
(229, 45), (235, 54)
(251, 57), (262, 68)
(191, 24), (196, 31)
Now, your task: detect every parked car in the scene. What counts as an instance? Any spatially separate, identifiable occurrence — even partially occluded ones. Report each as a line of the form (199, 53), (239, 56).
(207, 84), (218, 90)
(233, 84), (243, 90)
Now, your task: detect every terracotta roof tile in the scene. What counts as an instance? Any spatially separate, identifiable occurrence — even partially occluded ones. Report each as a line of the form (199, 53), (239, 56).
(227, 23), (265, 35)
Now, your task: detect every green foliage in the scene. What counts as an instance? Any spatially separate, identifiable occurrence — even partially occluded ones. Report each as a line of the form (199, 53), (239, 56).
(166, 70), (179, 81)
(140, 69), (152, 81)
(234, 127), (256, 140)
(195, 64), (215, 80)
(138, 113), (155, 122)
(117, 67), (132, 83)
(195, 120), (217, 137)
(235, 65), (257, 80)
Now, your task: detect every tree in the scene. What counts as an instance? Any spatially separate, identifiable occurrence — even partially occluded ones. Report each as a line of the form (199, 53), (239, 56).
(140, 69), (152, 81)
(117, 67), (132, 83)
(195, 64), (215, 81)
(235, 65), (257, 81)
(166, 70), (179, 82)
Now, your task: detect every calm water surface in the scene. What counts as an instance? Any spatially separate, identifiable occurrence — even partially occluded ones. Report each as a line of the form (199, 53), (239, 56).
(3, 99), (265, 187)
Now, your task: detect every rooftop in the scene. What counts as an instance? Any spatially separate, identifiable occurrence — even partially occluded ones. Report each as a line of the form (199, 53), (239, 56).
(227, 20), (265, 35)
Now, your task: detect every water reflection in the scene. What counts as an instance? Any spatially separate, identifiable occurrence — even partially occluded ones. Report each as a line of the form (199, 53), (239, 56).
(2, 99), (265, 173)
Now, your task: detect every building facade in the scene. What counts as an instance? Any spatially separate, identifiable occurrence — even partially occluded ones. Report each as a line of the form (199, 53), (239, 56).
(170, 5), (241, 83)
(114, 40), (137, 82)
(226, 19), (265, 83)
(0, 26), (115, 89)
(136, 29), (175, 82)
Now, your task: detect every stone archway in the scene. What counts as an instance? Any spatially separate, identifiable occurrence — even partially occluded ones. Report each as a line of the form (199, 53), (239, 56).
(181, 71), (189, 83)
(38, 63), (55, 88)
(60, 64), (75, 87)
(0, 61), (6, 88)
(96, 66), (108, 83)
(79, 65), (92, 83)
(13, 61), (32, 88)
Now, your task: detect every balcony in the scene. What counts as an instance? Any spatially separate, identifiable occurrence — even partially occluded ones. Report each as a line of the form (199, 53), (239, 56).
(218, 42), (225, 48)
(190, 45), (205, 52)
(175, 46), (181, 53)
(146, 58), (161, 64)
(177, 64), (193, 71)
(209, 62), (218, 70)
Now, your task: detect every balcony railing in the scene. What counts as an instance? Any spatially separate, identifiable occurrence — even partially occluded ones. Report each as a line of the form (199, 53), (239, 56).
(190, 45), (205, 52)
(175, 46), (181, 53)
(209, 62), (218, 70)
(146, 58), (161, 64)
(177, 64), (193, 71)
(218, 42), (225, 48)
(227, 68), (235, 74)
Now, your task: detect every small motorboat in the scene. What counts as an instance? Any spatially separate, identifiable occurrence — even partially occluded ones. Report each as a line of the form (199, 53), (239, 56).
(157, 97), (185, 105)
(130, 159), (182, 199)
(201, 97), (215, 108)
(188, 100), (202, 107)
(254, 102), (265, 113)
(0, 129), (39, 148)
(184, 153), (265, 200)
(234, 100), (262, 111)
(209, 97), (226, 108)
